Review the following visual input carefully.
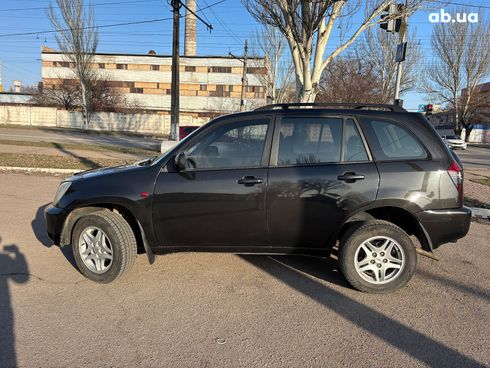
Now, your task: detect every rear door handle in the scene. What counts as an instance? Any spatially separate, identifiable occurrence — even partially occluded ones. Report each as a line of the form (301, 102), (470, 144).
(238, 176), (264, 185)
(337, 172), (365, 181)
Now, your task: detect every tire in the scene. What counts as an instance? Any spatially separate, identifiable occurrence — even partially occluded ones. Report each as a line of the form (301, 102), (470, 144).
(72, 210), (137, 283)
(339, 220), (417, 293)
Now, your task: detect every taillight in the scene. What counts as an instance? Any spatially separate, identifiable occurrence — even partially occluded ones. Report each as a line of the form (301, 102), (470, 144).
(448, 161), (463, 193)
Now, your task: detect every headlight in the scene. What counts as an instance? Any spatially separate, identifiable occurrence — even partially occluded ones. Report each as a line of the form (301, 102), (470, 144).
(53, 182), (71, 205)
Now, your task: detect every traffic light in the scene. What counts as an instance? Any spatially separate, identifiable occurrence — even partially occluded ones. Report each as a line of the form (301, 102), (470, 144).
(380, 3), (397, 33)
(426, 104), (433, 116)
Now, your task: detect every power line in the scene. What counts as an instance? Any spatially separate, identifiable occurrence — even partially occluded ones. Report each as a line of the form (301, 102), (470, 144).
(0, 0), (226, 38)
(0, 18), (172, 38)
(0, 0), (161, 12)
(432, 0), (490, 10)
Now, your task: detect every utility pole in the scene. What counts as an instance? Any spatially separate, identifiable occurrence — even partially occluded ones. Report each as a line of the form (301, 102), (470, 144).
(393, 1), (409, 106)
(169, 0), (212, 141)
(229, 40), (248, 112)
(170, 0), (180, 141)
(240, 40), (248, 112)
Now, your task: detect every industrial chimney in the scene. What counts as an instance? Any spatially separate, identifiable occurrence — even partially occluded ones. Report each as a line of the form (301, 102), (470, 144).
(184, 0), (197, 56)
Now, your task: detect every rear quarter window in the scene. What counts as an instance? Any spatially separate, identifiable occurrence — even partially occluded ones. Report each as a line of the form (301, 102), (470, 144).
(362, 118), (428, 160)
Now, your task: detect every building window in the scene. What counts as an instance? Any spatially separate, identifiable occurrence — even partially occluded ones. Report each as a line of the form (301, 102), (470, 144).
(210, 85), (231, 97)
(200, 84), (207, 91)
(185, 66), (196, 72)
(157, 83), (160, 89)
(151, 65), (160, 71)
(98, 63), (105, 69)
(165, 89), (171, 95)
(246, 67), (265, 74)
(116, 64), (128, 70)
(130, 87), (144, 94)
(208, 66), (232, 73)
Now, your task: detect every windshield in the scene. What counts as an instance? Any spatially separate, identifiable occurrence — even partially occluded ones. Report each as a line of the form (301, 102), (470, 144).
(152, 123), (207, 165)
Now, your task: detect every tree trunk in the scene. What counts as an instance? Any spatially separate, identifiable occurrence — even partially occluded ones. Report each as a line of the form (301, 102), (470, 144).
(80, 81), (91, 129)
(299, 88), (318, 103)
(463, 124), (474, 142)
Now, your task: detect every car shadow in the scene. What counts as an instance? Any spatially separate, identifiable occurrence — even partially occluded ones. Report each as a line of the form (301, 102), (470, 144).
(31, 204), (77, 269)
(0, 238), (30, 368)
(240, 255), (482, 368)
(31, 203), (52, 248)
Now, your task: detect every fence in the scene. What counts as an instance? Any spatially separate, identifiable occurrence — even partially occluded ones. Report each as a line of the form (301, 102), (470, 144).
(0, 104), (209, 135)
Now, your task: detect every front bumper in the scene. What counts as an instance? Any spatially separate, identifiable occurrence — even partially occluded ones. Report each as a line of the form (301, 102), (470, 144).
(44, 204), (68, 245)
(448, 142), (467, 149)
(416, 206), (471, 249)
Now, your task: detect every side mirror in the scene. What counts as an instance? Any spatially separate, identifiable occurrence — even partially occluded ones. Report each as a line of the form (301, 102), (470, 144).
(175, 152), (187, 171)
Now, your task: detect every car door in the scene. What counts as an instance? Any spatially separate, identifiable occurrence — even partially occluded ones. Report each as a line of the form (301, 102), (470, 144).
(152, 115), (273, 248)
(267, 115), (379, 250)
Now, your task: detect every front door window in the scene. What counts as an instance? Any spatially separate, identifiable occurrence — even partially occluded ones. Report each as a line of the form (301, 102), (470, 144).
(184, 119), (269, 170)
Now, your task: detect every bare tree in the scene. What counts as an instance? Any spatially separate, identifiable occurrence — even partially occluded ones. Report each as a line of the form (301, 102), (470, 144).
(425, 9), (490, 139)
(357, 27), (421, 102)
(317, 56), (385, 103)
(48, 0), (99, 128)
(251, 25), (294, 103)
(242, 0), (425, 103)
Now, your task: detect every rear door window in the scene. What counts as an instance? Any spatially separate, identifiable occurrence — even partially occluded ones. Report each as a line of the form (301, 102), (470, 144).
(363, 119), (427, 160)
(343, 119), (369, 162)
(277, 117), (343, 165)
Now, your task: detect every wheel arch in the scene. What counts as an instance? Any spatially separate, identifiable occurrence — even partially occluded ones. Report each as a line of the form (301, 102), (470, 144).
(337, 206), (433, 252)
(60, 204), (145, 252)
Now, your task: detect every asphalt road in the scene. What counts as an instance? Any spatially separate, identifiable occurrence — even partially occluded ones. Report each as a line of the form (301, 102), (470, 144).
(0, 126), (162, 151)
(456, 146), (490, 169)
(0, 172), (489, 368)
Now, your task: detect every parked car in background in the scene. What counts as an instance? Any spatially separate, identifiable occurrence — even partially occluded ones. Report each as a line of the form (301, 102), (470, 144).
(160, 126), (200, 153)
(45, 103), (471, 293)
(442, 135), (467, 150)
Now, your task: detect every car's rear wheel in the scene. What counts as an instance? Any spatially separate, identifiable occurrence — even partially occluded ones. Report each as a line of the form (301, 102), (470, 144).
(339, 220), (417, 293)
(72, 210), (137, 283)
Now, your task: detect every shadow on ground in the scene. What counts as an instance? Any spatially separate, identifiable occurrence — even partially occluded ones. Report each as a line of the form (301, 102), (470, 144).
(0, 237), (29, 368)
(241, 255), (482, 368)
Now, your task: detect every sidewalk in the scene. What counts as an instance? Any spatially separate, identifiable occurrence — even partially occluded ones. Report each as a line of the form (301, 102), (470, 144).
(464, 169), (490, 206)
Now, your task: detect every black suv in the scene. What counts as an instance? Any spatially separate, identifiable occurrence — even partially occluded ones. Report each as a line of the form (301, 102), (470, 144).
(45, 103), (471, 293)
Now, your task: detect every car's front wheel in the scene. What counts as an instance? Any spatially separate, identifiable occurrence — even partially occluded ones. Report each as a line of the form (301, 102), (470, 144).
(72, 210), (137, 283)
(339, 220), (417, 293)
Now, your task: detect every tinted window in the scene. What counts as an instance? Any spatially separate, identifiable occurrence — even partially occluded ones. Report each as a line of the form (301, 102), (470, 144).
(185, 119), (269, 169)
(366, 119), (427, 160)
(343, 119), (368, 162)
(278, 117), (342, 165)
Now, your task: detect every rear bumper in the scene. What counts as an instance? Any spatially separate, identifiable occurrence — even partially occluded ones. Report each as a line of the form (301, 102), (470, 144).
(44, 204), (68, 245)
(416, 207), (471, 249)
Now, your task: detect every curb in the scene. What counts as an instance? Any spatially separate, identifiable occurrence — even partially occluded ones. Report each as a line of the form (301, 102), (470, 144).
(0, 166), (80, 174)
(469, 207), (490, 220)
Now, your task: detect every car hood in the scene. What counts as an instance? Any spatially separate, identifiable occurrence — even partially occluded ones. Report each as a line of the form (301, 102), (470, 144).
(68, 158), (153, 181)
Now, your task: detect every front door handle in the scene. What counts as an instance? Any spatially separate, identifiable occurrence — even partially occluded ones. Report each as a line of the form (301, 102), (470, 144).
(337, 172), (365, 181)
(238, 176), (264, 185)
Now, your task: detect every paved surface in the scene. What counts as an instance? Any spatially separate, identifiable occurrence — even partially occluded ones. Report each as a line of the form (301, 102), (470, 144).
(0, 126), (162, 151)
(456, 146), (490, 169)
(464, 169), (490, 205)
(0, 173), (489, 367)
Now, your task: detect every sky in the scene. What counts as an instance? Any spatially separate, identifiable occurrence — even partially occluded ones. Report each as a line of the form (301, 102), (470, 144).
(0, 0), (488, 112)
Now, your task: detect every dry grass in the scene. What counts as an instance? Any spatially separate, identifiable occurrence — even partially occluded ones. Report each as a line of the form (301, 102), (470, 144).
(0, 139), (156, 156)
(0, 152), (125, 170)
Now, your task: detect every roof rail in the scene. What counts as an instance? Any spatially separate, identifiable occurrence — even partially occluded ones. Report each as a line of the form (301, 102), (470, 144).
(255, 102), (407, 112)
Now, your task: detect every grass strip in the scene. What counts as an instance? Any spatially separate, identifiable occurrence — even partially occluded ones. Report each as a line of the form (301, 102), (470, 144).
(0, 152), (125, 170)
(0, 139), (157, 156)
(469, 178), (490, 187)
